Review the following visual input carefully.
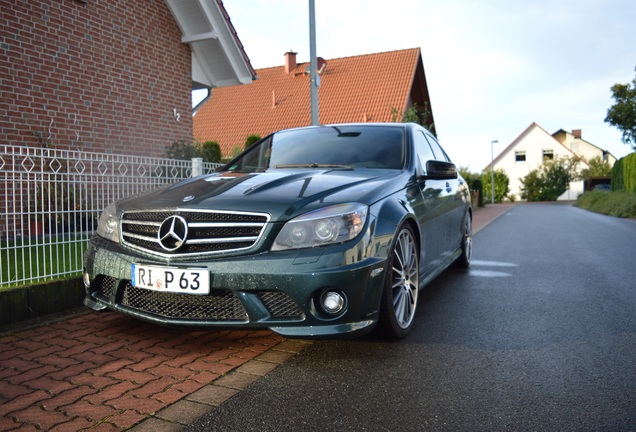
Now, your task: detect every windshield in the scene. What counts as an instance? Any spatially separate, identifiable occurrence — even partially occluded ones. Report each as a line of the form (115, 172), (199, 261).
(225, 126), (405, 173)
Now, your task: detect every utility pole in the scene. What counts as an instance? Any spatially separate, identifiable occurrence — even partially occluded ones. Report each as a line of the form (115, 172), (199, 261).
(309, 0), (319, 125)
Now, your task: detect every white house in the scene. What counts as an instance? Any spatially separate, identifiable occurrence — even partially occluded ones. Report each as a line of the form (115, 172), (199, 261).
(485, 123), (616, 201)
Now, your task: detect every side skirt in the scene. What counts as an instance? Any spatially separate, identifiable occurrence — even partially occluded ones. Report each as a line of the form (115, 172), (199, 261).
(418, 248), (461, 290)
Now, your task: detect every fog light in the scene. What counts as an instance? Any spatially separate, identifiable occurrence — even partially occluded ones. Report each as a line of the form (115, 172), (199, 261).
(321, 291), (345, 314)
(83, 271), (91, 288)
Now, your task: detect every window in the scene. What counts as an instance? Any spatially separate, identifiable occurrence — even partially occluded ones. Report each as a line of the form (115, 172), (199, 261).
(423, 132), (450, 162)
(515, 151), (526, 162)
(414, 131), (435, 174)
(542, 149), (554, 160)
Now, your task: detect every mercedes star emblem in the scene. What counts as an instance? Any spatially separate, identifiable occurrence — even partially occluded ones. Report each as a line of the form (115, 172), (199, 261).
(158, 215), (188, 251)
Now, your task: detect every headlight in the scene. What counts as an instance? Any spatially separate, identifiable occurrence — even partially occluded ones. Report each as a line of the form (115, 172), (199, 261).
(272, 203), (368, 251)
(96, 202), (120, 243)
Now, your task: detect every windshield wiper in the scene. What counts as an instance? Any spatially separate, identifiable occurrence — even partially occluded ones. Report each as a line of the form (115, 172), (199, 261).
(275, 163), (353, 169)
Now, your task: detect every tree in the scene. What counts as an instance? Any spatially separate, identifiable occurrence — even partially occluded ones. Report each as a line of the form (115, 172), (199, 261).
(605, 67), (636, 150)
(520, 156), (581, 201)
(580, 156), (613, 181)
(390, 103), (435, 133)
(481, 168), (510, 203)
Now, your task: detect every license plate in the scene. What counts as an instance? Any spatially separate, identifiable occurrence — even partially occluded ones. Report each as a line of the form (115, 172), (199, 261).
(132, 264), (210, 295)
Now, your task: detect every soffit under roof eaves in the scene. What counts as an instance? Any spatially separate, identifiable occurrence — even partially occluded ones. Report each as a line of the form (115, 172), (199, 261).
(164, 0), (256, 88)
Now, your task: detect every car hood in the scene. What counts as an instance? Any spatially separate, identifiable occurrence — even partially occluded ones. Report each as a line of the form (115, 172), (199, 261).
(118, 169), (405, 221)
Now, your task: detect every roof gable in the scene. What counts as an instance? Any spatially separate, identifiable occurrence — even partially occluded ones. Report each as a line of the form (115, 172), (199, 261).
(165, 0), (256, 88)
(552, 129), (616, 162)
(193, 48), (431, 155)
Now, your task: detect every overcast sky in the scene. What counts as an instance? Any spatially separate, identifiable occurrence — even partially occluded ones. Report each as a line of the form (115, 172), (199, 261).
(214, 0), (635, 171)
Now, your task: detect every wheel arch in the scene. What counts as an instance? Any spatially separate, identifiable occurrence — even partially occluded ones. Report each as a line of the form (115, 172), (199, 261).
(371, 197), (422, 260)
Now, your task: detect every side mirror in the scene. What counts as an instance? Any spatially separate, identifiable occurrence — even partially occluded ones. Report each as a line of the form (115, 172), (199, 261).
(424, 160), (458, 180)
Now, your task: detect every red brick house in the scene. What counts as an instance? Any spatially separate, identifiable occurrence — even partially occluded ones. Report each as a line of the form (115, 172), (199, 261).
(1, 0), (255, 156)
(193, 47), (435, 157)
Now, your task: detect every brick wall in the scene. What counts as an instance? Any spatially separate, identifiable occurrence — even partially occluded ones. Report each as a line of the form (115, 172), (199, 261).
(0, 0), (193, 157)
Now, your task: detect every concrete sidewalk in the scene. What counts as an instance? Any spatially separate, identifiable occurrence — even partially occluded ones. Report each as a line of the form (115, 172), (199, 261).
(0, 203), (513, 431)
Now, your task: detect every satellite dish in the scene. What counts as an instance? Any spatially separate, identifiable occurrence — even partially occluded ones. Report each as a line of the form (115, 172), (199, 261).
(305, 57), (327, 75)
(317, 57), (326, 74)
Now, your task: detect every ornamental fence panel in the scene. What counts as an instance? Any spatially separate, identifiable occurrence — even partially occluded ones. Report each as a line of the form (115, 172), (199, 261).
(0, 145), (221, 287)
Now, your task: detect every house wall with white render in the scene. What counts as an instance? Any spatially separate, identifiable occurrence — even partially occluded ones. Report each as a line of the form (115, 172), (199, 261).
(487, 123), (597, 201)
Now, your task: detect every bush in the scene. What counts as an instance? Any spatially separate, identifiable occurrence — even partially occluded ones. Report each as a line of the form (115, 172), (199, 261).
(165, 140), (222, 163)
(481, 169), (510, 203)
(622, 153), (636, 193)
(611, 153), (636, 193)
(613, 157), (624, 191)
(459, 167), (484, 207)
(165, 140), (199, 160)
(244, 134), (261, 149)
(200, 141), (222, 163)
(520, 156), (580, 201)
(576, 191), (636, 218)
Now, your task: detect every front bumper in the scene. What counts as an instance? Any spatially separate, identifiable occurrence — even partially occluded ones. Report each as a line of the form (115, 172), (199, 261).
(83, 235), (389, 338)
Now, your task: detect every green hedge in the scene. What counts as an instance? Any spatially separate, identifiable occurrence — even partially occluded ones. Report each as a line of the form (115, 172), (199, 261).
(612, 153), (636, 193)
(576, 191), (636, 218)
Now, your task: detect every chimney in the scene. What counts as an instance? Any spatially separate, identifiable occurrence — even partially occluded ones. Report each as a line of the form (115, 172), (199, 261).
(284, 51), (297, 74)
(572, 129), (582, 139)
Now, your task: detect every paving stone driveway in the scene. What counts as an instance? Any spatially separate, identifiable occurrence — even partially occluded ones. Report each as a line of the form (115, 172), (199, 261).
(0, 312), (311, 431)
(0, 204), (512, 431)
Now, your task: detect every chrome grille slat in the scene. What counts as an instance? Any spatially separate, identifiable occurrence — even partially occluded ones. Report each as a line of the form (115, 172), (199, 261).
(187, 236), (259, 244)
(189, 222), (265, 228)
(122, 232), (157, 242)
(120, 209), (269, 257)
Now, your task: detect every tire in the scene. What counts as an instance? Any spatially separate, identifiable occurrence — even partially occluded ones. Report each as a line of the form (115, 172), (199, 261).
(455, 211), (472, 268)
(376, 225), (419, 339)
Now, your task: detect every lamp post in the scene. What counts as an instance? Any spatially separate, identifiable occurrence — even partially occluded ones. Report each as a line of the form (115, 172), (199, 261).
(490, 140), (498, 204)
(309, 0), (319, 126)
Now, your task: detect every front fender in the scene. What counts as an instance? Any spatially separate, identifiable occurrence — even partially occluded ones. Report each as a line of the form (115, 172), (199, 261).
(369, 190), (420, 261)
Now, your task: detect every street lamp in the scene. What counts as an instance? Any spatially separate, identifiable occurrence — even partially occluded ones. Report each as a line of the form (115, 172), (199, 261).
(490, 140), (498, 204)
(308, 0), (319, 126)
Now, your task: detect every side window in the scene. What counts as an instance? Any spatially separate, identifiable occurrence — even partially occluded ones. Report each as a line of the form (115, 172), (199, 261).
(515, 150), (526, 162)
(423, 133), (450, 162)
(413, 131), (435, 174)
(542, 149), (554, 160)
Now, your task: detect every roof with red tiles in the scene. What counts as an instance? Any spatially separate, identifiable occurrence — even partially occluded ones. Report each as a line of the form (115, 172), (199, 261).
(193, 47), (435, 156)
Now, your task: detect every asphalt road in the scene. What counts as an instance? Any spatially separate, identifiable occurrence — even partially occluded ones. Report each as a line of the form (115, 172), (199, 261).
(184, 204), (636, 432)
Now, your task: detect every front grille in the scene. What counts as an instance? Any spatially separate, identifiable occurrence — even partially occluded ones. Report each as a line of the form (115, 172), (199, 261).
(121, 209), (269, 257)
(121, 284), (249, 321)
(258, 291), (305, 319)
(92, 275), (116, 298)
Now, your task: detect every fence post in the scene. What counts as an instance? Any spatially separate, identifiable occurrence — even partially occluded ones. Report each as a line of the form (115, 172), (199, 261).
(191, 157), (203, 177)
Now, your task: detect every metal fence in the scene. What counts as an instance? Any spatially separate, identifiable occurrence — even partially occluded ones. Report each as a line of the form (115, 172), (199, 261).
(0, 145), (221, 287)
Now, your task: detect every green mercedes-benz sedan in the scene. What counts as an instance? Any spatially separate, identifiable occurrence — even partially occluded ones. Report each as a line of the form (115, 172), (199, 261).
(83, 123), (472, 339)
